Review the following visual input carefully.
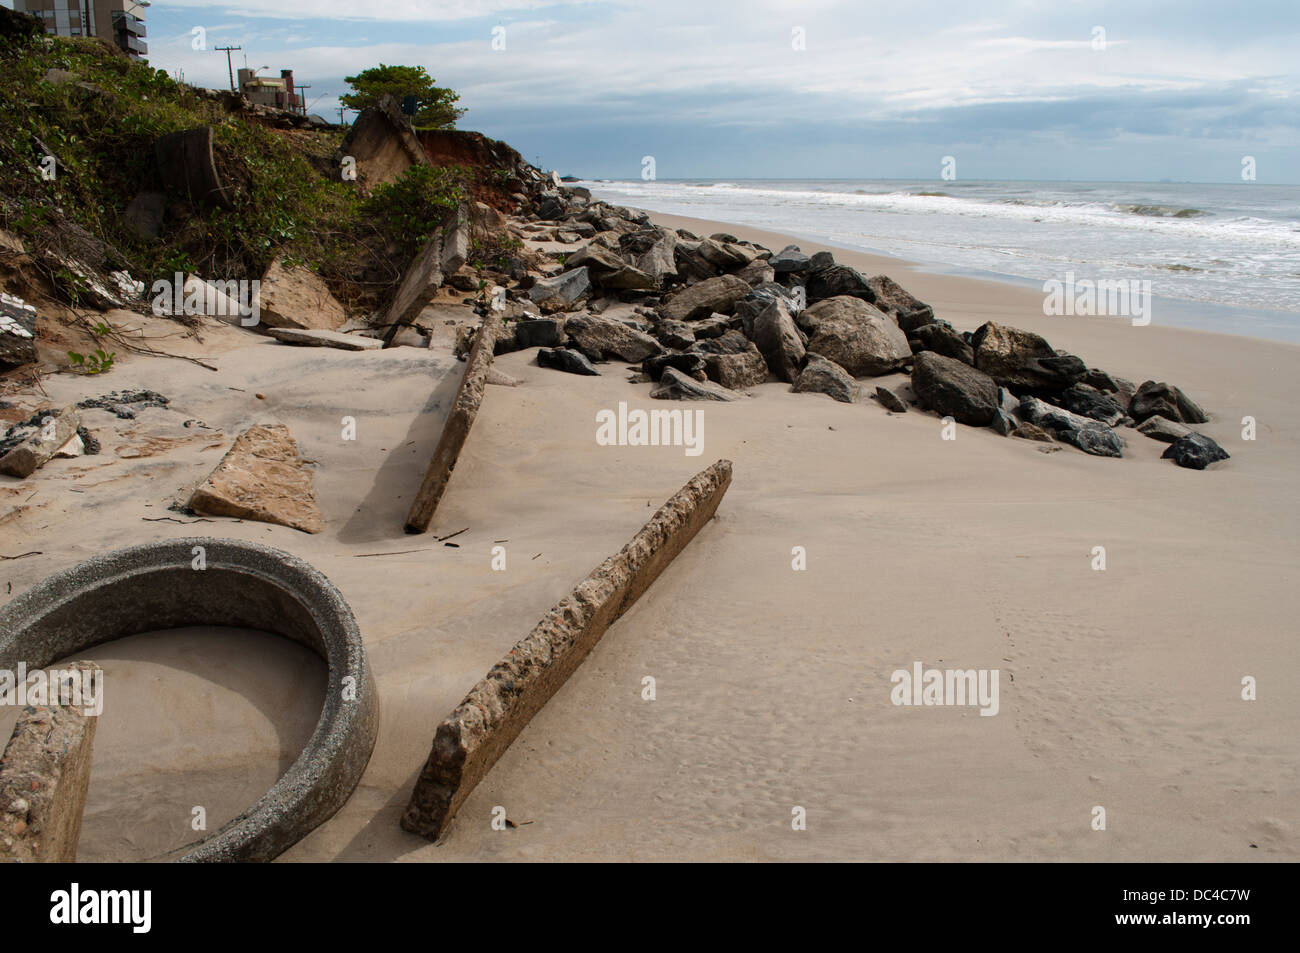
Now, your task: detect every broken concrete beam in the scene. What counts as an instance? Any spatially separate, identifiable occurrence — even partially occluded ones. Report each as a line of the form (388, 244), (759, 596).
(0, 662), (101, 862)
(269, 327), (383, 350)
(404, 312), (499, 533)
(189, 424), (324, 533)
(338, 94), (431, 190)
(0, 406), (80, 478)
(401, 459), (734, 840)
(154, 127), (234, 208)
(381, 205), (471, 347)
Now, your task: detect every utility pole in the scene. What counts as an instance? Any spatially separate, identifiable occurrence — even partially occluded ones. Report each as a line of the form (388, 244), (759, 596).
(295, 84), (311, 115)
(215, 46), (241, 92)
(337, 106), (347, 127)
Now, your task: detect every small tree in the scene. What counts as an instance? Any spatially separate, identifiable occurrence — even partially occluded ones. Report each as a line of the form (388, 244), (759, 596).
(341, 64), (465, 129)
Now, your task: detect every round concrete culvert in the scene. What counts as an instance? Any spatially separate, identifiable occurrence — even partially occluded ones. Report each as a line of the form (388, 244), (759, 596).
(0, 538), (378, 862)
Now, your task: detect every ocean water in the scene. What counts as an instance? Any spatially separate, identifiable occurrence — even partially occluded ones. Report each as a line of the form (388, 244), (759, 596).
(584, 179), (1300, 342)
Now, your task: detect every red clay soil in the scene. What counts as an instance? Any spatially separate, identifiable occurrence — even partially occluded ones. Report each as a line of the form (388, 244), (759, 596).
(417, 130), (530, 213)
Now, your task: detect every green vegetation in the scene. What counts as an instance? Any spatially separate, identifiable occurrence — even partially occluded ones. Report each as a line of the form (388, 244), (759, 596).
(0, 27), (468, 313)
(67, 347), (115, 374)
(341, 64), (465, 130)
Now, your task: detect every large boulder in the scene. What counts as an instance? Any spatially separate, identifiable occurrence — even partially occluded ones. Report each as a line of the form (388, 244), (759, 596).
(1162, 433), (1229, 470)
(1136, 415), (1192, 443)
(564, 313), (662, 362)
(660, 275), (751, 322)
(747, 297), (806, 382)
(650, 366), (742, 401)
(736, 259), (775, 286)
(866, 275), (934, 330)
(537, 346), (599, 375)
(796, 296), (911, 377)
(514, 316), (565, 348)
(618, 228), (678, 286)
(643, 351), (707, 382)
(910, 351), (999, 426)
(971, 321), (1087, 391)
(792, 355), (860, 403)
(655, 319), (696, 351)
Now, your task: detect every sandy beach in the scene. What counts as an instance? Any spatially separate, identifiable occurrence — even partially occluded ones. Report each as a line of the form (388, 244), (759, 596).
(2, 207), (1297, 863)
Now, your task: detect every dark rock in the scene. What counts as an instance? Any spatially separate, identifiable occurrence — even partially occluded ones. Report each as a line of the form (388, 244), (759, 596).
(806, 264), (876, 305)
(537, 347), (599, 375)
(808, 251), (835, 271)
(769, 245), (810, 274)
(692, 330), (753, 356)
(874, 386), (908, 413)
(1017, 396), (1123, 457)
(643, 352), (707, 382)
(1058, 383), (1126, 426)
(910, 351), (999, 426)
(650, 366), (742, 401)
(910, 322), (974, 364)
(736, 259), (775, 286)
(792, 355), (859, 403)
(514, 316), (565, 348)
(798, 296), (912, 377)
(527, 267), (591, 312)
(1162, 433), (1229, 469)
(1, 293), (38, 368)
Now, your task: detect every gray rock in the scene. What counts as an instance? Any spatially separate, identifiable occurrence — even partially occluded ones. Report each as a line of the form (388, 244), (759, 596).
(650, 366), (742, 401)
(618, 227), (678, 286)
(528, 267), (591, 312)
(1017, 396), (1123, 457)
(1136, 415), (1192, 443)
(806, 263), (875, 304)
(692, 330), (753, 356)
(1162, 433), (1229, 469)
(911, 351), (999, 426)
(564, 313), (662, 362)
(874, 386), (908, 413)
(792, 355), (860, 403)
(797, 296), (912, 377)
(1130, 380), (1209, 424)
(808, 251), (835, 271)
(990, 408), (1016, 435)
(0, 294), (38, 368)
(769, 244), (810, 274)
(1058, 383), (1126, 426)
(748, 297), (806, 383)
(537, 347), (599, 375)
(736, 259), (776, 286)
(660, 275), (751, 322)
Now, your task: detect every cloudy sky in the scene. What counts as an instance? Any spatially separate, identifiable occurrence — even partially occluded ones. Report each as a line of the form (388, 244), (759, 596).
(59, 0), (1300, 182)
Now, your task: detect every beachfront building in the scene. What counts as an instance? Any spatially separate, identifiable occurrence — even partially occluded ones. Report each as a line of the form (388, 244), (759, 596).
(237, 67), (306, 114)
(12, 0), (148, 61)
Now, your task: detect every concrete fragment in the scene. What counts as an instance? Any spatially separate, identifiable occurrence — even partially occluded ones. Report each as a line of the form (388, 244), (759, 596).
(381, 205), (469, 346)
(402, 460), (734, 840)
(154, 127), (234, 208)
(189, 424), (324, 533)
(337, 94), (431, 190)
(0, 662), (100, 862)
(0, 292), (37, 368)
(269, 327), (383, 350)
(405, 312), (500, 533)
(258, 257), (348, 331)
(0, 406), (80, 478)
